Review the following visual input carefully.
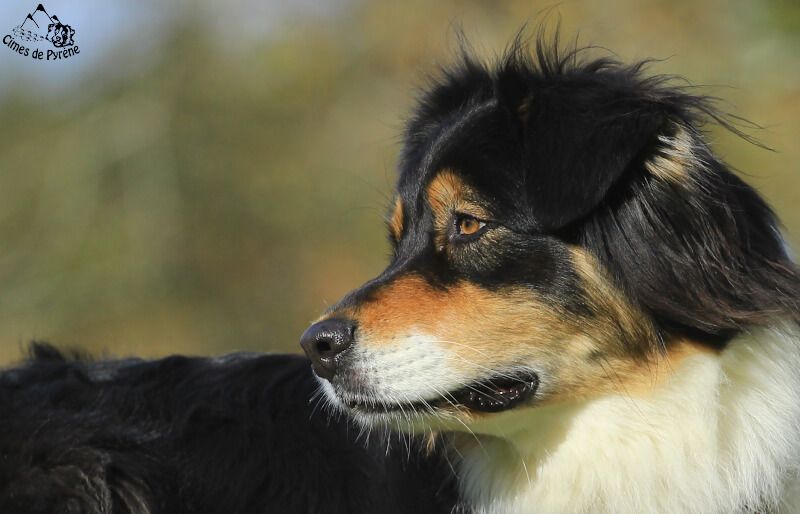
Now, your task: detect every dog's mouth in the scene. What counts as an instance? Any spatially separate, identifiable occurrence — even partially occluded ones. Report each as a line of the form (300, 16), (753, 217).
(342, 371), (539, 415)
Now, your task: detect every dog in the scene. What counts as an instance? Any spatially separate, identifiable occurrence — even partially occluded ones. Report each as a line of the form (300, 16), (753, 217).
(46, 18), (75, 48)
(2, 36), (799, 514)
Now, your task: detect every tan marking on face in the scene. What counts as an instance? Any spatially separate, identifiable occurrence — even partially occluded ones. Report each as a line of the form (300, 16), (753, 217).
(425, 169), (490, 250)
(564, 247), (717, 396)
(322, 242), (713, 421)
(645, 124), (698, 183)
(346, 268), (658, 404)
(348, 275), (565, 364)
(388, 197), (404, 242)
(568, 247), (656, 355)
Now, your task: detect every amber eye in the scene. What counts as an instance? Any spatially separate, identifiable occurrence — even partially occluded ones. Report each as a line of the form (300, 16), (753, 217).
(455, 214), (487, 237)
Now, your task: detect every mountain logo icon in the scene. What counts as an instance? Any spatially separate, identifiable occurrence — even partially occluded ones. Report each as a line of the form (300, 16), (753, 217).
(12, 3), (75, 48)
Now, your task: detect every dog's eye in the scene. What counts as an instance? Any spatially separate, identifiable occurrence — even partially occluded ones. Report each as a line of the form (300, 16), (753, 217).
(454, 214), (487, 239)
(458, 216), (484, 235)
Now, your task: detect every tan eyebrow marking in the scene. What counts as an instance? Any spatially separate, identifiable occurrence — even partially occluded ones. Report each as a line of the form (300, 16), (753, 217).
(425, 169), (490, 249)
(388, 197), (404, 242)
(427, 169), (465, 221)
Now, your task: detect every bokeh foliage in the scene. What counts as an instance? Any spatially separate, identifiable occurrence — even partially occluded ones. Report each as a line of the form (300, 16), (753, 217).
(1, 0), (798, 363)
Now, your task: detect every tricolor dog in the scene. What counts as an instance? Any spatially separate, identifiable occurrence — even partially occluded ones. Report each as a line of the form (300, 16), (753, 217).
(2, 36), (799, 514)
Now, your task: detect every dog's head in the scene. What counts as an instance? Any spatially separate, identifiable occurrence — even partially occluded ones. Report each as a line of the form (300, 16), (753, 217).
(47, 22), (74, 48)
(300, 39), (799, 431)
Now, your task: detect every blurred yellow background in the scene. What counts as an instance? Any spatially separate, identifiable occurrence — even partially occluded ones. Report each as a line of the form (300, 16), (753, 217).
(0, 0), (798, 364)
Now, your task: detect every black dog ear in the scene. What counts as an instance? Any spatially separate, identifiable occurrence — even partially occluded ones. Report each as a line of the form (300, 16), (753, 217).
(496, 66), (665, 231)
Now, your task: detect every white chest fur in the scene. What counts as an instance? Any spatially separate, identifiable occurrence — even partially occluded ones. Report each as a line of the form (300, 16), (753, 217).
(453, 325), (800, 514)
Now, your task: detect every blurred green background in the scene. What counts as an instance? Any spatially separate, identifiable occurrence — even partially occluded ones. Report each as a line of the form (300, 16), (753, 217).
(0, 0), (798, 364)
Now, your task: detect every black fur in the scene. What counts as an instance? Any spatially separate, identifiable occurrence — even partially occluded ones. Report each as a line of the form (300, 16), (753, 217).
(0, 345), (456, 513)
(2, 32), (798, 514)
(383, 32), (800, 348)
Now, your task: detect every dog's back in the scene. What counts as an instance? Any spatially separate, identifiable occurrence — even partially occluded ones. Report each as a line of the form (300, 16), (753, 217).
(0, 345), (455, 514)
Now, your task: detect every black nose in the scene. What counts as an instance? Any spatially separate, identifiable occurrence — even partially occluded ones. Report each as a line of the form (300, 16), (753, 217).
(299, 319), (355, 380)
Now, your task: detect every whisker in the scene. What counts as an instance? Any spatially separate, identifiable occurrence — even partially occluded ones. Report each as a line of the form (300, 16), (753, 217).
(424, 384), (486, 454)
(434, 352), (531, 382)
(427, 339), (498, 359)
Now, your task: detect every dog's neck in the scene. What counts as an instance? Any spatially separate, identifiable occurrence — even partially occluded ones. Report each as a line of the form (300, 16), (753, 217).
(449, 324), (800, 514)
